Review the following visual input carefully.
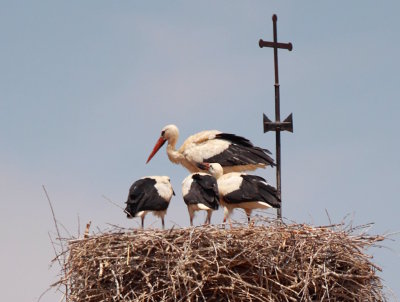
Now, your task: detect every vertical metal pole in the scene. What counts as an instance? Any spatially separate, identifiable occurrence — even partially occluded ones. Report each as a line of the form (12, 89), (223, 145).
(272, 15), (282, 219)
(260, 14), (293, 220)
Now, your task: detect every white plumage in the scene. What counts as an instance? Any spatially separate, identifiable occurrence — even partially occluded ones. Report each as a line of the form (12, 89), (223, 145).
(146, 124), (274, 173)
(203, 163), (281, 226)
(152, 176), (175, 200)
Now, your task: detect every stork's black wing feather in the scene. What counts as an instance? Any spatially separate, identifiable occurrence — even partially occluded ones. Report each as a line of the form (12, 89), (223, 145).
(223, 175), (281, 208)
(204, 133), (274, 167)
(183, 174), (219, 210)
(125, 178), (169, 216)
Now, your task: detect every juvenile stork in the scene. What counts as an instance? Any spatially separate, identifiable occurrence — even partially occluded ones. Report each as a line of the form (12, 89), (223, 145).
(200, 163), (281, 226)
(146, 124), (274, 173)
(182, 172), (219, 226)
(125, 176), (175, 229)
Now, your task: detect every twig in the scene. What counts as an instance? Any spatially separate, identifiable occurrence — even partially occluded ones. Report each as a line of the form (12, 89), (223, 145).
(43, 185), (62, 248)
(102, 194), (129, 215)
(43, 185), (68, 301)
(77, 213), (81, 238)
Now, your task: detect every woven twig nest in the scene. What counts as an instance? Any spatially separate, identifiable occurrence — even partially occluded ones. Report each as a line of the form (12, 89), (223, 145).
(55, 220), (386, 301)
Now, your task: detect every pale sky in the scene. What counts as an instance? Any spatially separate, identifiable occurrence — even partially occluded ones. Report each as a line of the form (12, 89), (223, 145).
(1, 1), (399, 301)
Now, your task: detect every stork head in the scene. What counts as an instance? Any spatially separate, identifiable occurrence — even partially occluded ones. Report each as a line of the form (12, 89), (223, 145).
(161, 124), (179, 143)
(198, 162), (223, 179)
(124, 202), (134, 219)
(146, 124), (179, 163)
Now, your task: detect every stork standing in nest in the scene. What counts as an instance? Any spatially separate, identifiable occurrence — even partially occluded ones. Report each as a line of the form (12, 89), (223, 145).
(182, 172), (220, 226)
(146, 124), (274, 173)
(125, 176), (175, 229)
(199, 163), (281, 227)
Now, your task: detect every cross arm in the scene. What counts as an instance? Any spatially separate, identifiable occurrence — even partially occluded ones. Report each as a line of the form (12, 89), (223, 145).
(259, 39), (293, 51)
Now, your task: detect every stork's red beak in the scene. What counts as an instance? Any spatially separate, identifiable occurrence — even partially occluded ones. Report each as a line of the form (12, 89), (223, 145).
(197, 162), (210, 170)
(146, 137), (166, 163)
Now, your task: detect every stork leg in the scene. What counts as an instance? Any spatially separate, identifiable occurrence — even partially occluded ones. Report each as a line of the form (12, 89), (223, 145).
(188, 207), (194, 227)
(204, 210), (212, 225)
(223, 208), (228, 228)
(223, 207), (233, 229)
(141, 216), (144, 229)
(245, 209), (254, 227)
(228, 217), (233, 229)
(161, 217), (165, 230)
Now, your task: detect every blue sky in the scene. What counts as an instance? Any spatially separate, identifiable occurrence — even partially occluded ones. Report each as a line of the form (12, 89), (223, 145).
(1, 1), (399, 301)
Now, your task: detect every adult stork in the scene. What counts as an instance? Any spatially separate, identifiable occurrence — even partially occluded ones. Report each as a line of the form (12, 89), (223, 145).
(125, 176), (175, 229)
(146, 124), (274, 174)
(182, 172), (219, 226)
(200, 163), (280, 226)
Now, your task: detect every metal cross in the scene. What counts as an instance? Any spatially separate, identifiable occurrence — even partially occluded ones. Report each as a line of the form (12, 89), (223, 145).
(259, 14), (293, 219)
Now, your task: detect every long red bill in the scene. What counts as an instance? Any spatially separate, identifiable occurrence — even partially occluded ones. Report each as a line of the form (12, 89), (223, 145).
(146, 137), (166, 163)
(196, 162), (210, 170)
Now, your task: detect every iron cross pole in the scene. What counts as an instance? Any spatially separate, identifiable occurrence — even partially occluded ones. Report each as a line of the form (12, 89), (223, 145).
(259, 14), (293, 219)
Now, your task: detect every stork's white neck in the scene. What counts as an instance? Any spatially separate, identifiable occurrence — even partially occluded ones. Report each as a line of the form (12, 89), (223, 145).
(213, 169), (223, 179)
(166, 141), (184, 164)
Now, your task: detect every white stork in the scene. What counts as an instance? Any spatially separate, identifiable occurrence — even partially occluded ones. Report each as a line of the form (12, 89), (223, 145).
(182, 172), (219, 226)
(146, 124), (274, 174)
(125, 176), (175, 229)
(200, 162), (281, 226)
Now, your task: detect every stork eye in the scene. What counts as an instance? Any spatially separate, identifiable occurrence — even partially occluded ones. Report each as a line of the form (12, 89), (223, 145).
(161, 130), (166, 136)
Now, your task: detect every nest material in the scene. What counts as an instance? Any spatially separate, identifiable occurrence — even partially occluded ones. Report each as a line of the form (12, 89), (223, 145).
(58, 221), (385, 301)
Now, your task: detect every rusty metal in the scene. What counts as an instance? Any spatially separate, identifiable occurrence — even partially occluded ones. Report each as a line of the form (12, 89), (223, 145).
(259, 40), (293, 51)
(259, 14), (293, 219)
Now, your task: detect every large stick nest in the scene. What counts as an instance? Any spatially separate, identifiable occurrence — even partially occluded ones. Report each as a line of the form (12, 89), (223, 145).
(56, 220), (386, 301)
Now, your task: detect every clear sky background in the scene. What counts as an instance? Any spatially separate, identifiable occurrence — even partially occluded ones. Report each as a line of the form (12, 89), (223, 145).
(1, 1), (399, 301)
